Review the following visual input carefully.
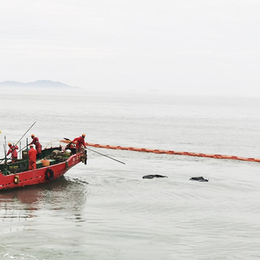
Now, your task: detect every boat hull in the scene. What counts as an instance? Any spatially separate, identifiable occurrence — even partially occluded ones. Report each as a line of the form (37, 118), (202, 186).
(0, 152), (82, 190)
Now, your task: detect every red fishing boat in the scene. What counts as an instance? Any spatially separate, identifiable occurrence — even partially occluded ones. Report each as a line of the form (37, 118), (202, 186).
(0, 140), (87, 191)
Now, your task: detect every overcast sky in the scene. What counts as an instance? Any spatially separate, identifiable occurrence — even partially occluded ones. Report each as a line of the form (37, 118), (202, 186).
(0, 0), (259, 96)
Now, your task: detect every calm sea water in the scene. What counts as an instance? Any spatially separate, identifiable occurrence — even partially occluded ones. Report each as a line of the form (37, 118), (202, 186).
(1, 89), (260, 259)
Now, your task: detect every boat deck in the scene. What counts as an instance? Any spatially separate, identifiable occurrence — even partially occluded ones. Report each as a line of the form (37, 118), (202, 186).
(0, 147), (77, 175)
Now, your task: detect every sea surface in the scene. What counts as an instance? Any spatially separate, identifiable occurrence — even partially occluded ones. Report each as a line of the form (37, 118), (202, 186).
(1, 89), (260, 259)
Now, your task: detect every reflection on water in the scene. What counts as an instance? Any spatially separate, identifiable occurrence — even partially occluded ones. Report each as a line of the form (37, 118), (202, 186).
(0, 176), (88, 223)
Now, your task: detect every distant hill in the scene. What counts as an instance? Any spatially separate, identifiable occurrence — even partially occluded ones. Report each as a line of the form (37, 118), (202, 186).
(0, 80), (80, 89)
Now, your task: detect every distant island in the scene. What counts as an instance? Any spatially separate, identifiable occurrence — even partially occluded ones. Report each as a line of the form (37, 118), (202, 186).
(0, 80), (80, 89)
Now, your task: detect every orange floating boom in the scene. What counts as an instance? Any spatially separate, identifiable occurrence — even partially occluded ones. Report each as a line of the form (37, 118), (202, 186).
(83, 142), (260, 163)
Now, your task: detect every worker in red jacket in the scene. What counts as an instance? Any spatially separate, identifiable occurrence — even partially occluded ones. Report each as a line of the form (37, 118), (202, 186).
(28, 144), (37, 170)
(29, 134), (42, 159)
(72, 134), (86, 152)
(7, 143), (18, 162)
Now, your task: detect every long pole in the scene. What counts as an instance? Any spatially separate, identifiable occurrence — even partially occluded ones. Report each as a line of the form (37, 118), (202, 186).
(64, 136), (125, 165)
(4, 136), (7, 172)
(86, 147), (125, 165)
(0, 136), (9, 161)
(15, 121), (36, 146)
(17, 144), (29, 153)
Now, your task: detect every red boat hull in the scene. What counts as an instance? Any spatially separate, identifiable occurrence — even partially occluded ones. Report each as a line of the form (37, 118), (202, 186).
(0, 152), (82, 190)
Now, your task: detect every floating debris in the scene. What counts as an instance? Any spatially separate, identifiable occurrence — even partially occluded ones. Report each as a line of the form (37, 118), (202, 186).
(142, 174), (168, 179)
(190, 176), (208, 182)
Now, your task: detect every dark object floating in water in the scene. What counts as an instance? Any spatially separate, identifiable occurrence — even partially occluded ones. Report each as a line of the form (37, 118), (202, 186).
(190, 176), (208, 182)
(143, 174), (168, 179)
(73, 178), (89, 185)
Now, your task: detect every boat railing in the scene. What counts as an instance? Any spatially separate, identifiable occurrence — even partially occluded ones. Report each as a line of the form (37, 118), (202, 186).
(45, 140), (77, 154)
(0, 140), (80, 175)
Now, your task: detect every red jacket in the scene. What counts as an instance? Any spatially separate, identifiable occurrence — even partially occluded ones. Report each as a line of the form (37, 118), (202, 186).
(7, 145), (18, 158)
(72, 136), (86, 149)
(28, 147), (37, 162)
(30, 137), (42, 154)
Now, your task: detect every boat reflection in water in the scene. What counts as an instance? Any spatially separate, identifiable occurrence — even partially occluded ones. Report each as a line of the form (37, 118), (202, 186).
(0, 176), (88, 223)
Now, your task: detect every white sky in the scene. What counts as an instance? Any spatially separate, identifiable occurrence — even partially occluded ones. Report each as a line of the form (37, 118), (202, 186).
(0, 0), (260, 96)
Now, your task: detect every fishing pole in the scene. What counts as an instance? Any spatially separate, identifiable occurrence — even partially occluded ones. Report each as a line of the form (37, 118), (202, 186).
(86, 147), (125, 165)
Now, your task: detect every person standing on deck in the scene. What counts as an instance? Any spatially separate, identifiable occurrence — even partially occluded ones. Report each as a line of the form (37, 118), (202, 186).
(28, 144), (37, 170)
(29, 134), (42, 159)
(72, 134), (86, 152)
(7, 143), (18, 162)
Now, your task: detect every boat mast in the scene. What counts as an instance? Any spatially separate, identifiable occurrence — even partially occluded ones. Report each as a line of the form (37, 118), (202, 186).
(3, 135), (7, 174)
